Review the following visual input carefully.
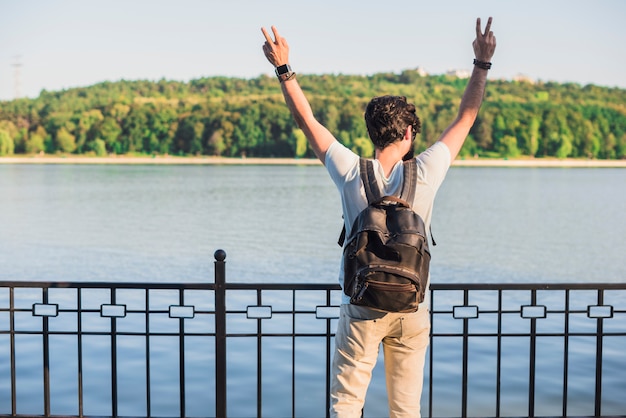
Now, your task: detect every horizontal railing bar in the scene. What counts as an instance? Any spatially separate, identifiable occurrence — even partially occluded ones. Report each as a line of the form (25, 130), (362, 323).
(0, 281), (218, 289)
(3, 281), (625, 291)
(0, 331), (218, 337)
(0, 413), (613, 418)
(4, 330), (625, 337)
(430, 332), (626, 337)
(431, 282), (626, 290)
(434, 308), (617, 314)
(0, 281), (339, 290)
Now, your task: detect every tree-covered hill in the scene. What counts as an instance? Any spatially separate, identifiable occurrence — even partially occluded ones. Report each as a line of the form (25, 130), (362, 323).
(1, 70), (625, 159)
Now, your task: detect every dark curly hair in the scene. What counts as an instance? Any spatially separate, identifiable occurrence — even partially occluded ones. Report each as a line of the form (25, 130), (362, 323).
(364, 96), (421, 150)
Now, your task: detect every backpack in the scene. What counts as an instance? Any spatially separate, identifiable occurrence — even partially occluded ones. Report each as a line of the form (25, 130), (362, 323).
(338, 158), (431, 313)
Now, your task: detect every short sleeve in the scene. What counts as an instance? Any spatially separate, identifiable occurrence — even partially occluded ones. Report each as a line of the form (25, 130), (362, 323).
(415, 141), (451, 193)
(325, 141), (359, 189)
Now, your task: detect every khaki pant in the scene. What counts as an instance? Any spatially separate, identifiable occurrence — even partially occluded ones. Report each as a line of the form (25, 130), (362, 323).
(330, 304), (430, 418)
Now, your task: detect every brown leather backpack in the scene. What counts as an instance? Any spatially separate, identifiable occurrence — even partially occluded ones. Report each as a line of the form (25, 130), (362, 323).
(339, 158), (431, 313)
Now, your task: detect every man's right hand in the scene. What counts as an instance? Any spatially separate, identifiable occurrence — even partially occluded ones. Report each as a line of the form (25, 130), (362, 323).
(261, 26), (290, 68)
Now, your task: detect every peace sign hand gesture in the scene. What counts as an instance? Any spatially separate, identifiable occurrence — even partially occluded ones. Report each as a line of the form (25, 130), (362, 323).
(261, 26), (290, 68)
(473, 17), (496, 62)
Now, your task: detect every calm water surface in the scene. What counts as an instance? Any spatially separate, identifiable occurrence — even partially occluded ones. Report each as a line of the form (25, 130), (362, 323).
(1, 164), (625, 284)
(1, 164), (625, 417)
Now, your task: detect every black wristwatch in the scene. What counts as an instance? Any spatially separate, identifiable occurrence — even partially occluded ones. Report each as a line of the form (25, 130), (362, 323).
(275, 64), (292, 77)
(275, 64), (295, 82)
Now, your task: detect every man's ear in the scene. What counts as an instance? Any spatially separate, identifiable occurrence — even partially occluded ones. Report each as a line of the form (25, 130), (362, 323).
(404, 126), (412, 141)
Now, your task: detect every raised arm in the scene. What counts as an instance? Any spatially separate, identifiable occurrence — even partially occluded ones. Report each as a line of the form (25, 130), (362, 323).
(438, 17), (497, 160)
(261, 26), (336, 163)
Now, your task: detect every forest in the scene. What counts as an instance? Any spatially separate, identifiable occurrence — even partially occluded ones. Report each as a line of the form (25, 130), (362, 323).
(0, 69), (625, 159)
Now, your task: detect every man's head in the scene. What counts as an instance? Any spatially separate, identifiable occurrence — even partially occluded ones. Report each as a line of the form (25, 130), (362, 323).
(364, 96), (421, 152)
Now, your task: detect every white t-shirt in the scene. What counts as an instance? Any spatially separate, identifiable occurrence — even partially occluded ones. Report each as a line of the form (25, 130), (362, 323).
(324, 140), (451, 306)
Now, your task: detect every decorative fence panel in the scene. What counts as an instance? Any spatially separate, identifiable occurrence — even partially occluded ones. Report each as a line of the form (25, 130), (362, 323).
(1, 250), (624, 417)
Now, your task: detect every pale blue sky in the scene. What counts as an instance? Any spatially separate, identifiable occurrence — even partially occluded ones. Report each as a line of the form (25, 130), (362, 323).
(1, 0), (625, 101)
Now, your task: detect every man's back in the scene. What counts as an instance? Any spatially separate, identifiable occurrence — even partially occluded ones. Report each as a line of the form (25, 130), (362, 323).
(324, 139), (451, 309)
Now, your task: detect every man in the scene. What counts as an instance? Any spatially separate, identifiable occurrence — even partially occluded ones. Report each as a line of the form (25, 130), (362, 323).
(262, 18), (496, 418)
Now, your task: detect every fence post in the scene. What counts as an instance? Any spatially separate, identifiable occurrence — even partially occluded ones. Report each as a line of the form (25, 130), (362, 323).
(214, 249), (227, 418)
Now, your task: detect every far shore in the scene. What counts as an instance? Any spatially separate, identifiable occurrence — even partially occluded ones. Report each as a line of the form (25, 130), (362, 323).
(1, 155), (625, 168)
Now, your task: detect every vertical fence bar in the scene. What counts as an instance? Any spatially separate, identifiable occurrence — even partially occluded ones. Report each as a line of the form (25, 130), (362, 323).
(77, 288), (84, 417)
(428, 288), (434, 418)
(528, 289), (537, 418)
(111, 289), (118, 418)
(256, 288), (263, 418)
(461, 289), (470, 417)
(496, 289), (503, 418)
(179, 288), (186, 418)
(10, 287), (16, 416)
(214, 250), (227, 418)
(292, 290), (298, 418)
(594, 289), (604, 417)
(145, 288), (151, 418)
(325, 289), (332, 418)
(42, 287), (51, 417)
(562, 289), (570, 417)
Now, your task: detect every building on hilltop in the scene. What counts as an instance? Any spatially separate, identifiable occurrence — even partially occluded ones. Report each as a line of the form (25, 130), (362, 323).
(512, 74), (536, 84)
(446, 69), (471, 79)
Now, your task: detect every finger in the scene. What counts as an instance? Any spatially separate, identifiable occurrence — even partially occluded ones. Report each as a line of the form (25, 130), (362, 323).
(271, 26), (281, 43)
(261, 27), (273, 44)
(476, 17), (482, 38)
(484, 17), (493, 35)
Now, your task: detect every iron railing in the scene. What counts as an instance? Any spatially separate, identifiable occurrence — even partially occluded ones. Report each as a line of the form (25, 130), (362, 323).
(0, 249), (624, 417)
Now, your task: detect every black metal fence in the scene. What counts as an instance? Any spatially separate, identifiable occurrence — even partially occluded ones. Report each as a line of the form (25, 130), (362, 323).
(1, 250), (624, 418)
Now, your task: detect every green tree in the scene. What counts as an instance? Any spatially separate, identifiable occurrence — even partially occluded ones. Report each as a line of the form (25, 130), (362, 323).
(293, 129), (308, 158)
(580, 119), (601, 158)
(492, 114), (507, 144)
(551, 132), (573, 159)
(96, 117), (122, 150)
(174, 116), (205, 155)
(0, 121), (21, 153)
(498, 135), (521, 158)
(1, 72), (625, 159)
(207, 129), (227, 156)
(472, 111), (494, 151)
(459, 134), (478, 158)
(120, 107), (149, 153)
(527, 116), (540, 156)
(26, 126), (48, 154)
(75, 109), (104, 152)
(93, 139), (107, 156)
(602, 133), (616, 159)
(616, 133), (626, 159)
(0, 129), (14, 156)
(351, 137), (374, 158)
(55, 127), (77, 153)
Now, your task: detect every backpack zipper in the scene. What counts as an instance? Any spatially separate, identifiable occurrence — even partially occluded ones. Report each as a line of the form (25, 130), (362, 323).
(365, 280), (416, 292)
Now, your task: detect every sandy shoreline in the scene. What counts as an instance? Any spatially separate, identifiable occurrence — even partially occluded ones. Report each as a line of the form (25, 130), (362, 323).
(1, 155), (625, 167)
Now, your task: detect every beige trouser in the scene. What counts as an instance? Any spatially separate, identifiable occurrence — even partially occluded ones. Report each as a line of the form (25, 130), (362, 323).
(330, 304), (430, 418)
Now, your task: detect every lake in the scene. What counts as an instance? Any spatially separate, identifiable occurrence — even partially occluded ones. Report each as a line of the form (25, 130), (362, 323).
(0, 163), (625, 417)
(1, 163), (624, 285)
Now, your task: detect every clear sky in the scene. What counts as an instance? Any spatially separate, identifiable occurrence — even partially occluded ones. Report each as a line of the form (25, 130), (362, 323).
(1, 0), (625, 101)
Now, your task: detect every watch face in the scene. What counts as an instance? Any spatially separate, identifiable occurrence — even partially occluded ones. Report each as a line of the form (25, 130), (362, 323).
(276, 64), (291, 75)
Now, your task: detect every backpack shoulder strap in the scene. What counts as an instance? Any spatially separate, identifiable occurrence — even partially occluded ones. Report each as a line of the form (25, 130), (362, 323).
(400, 159), (437, 246)
(339, 158), (427, 247)
(338, 158), (380, 247)
(360, 158), (381, 204)
(399, 160), (417, 204)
